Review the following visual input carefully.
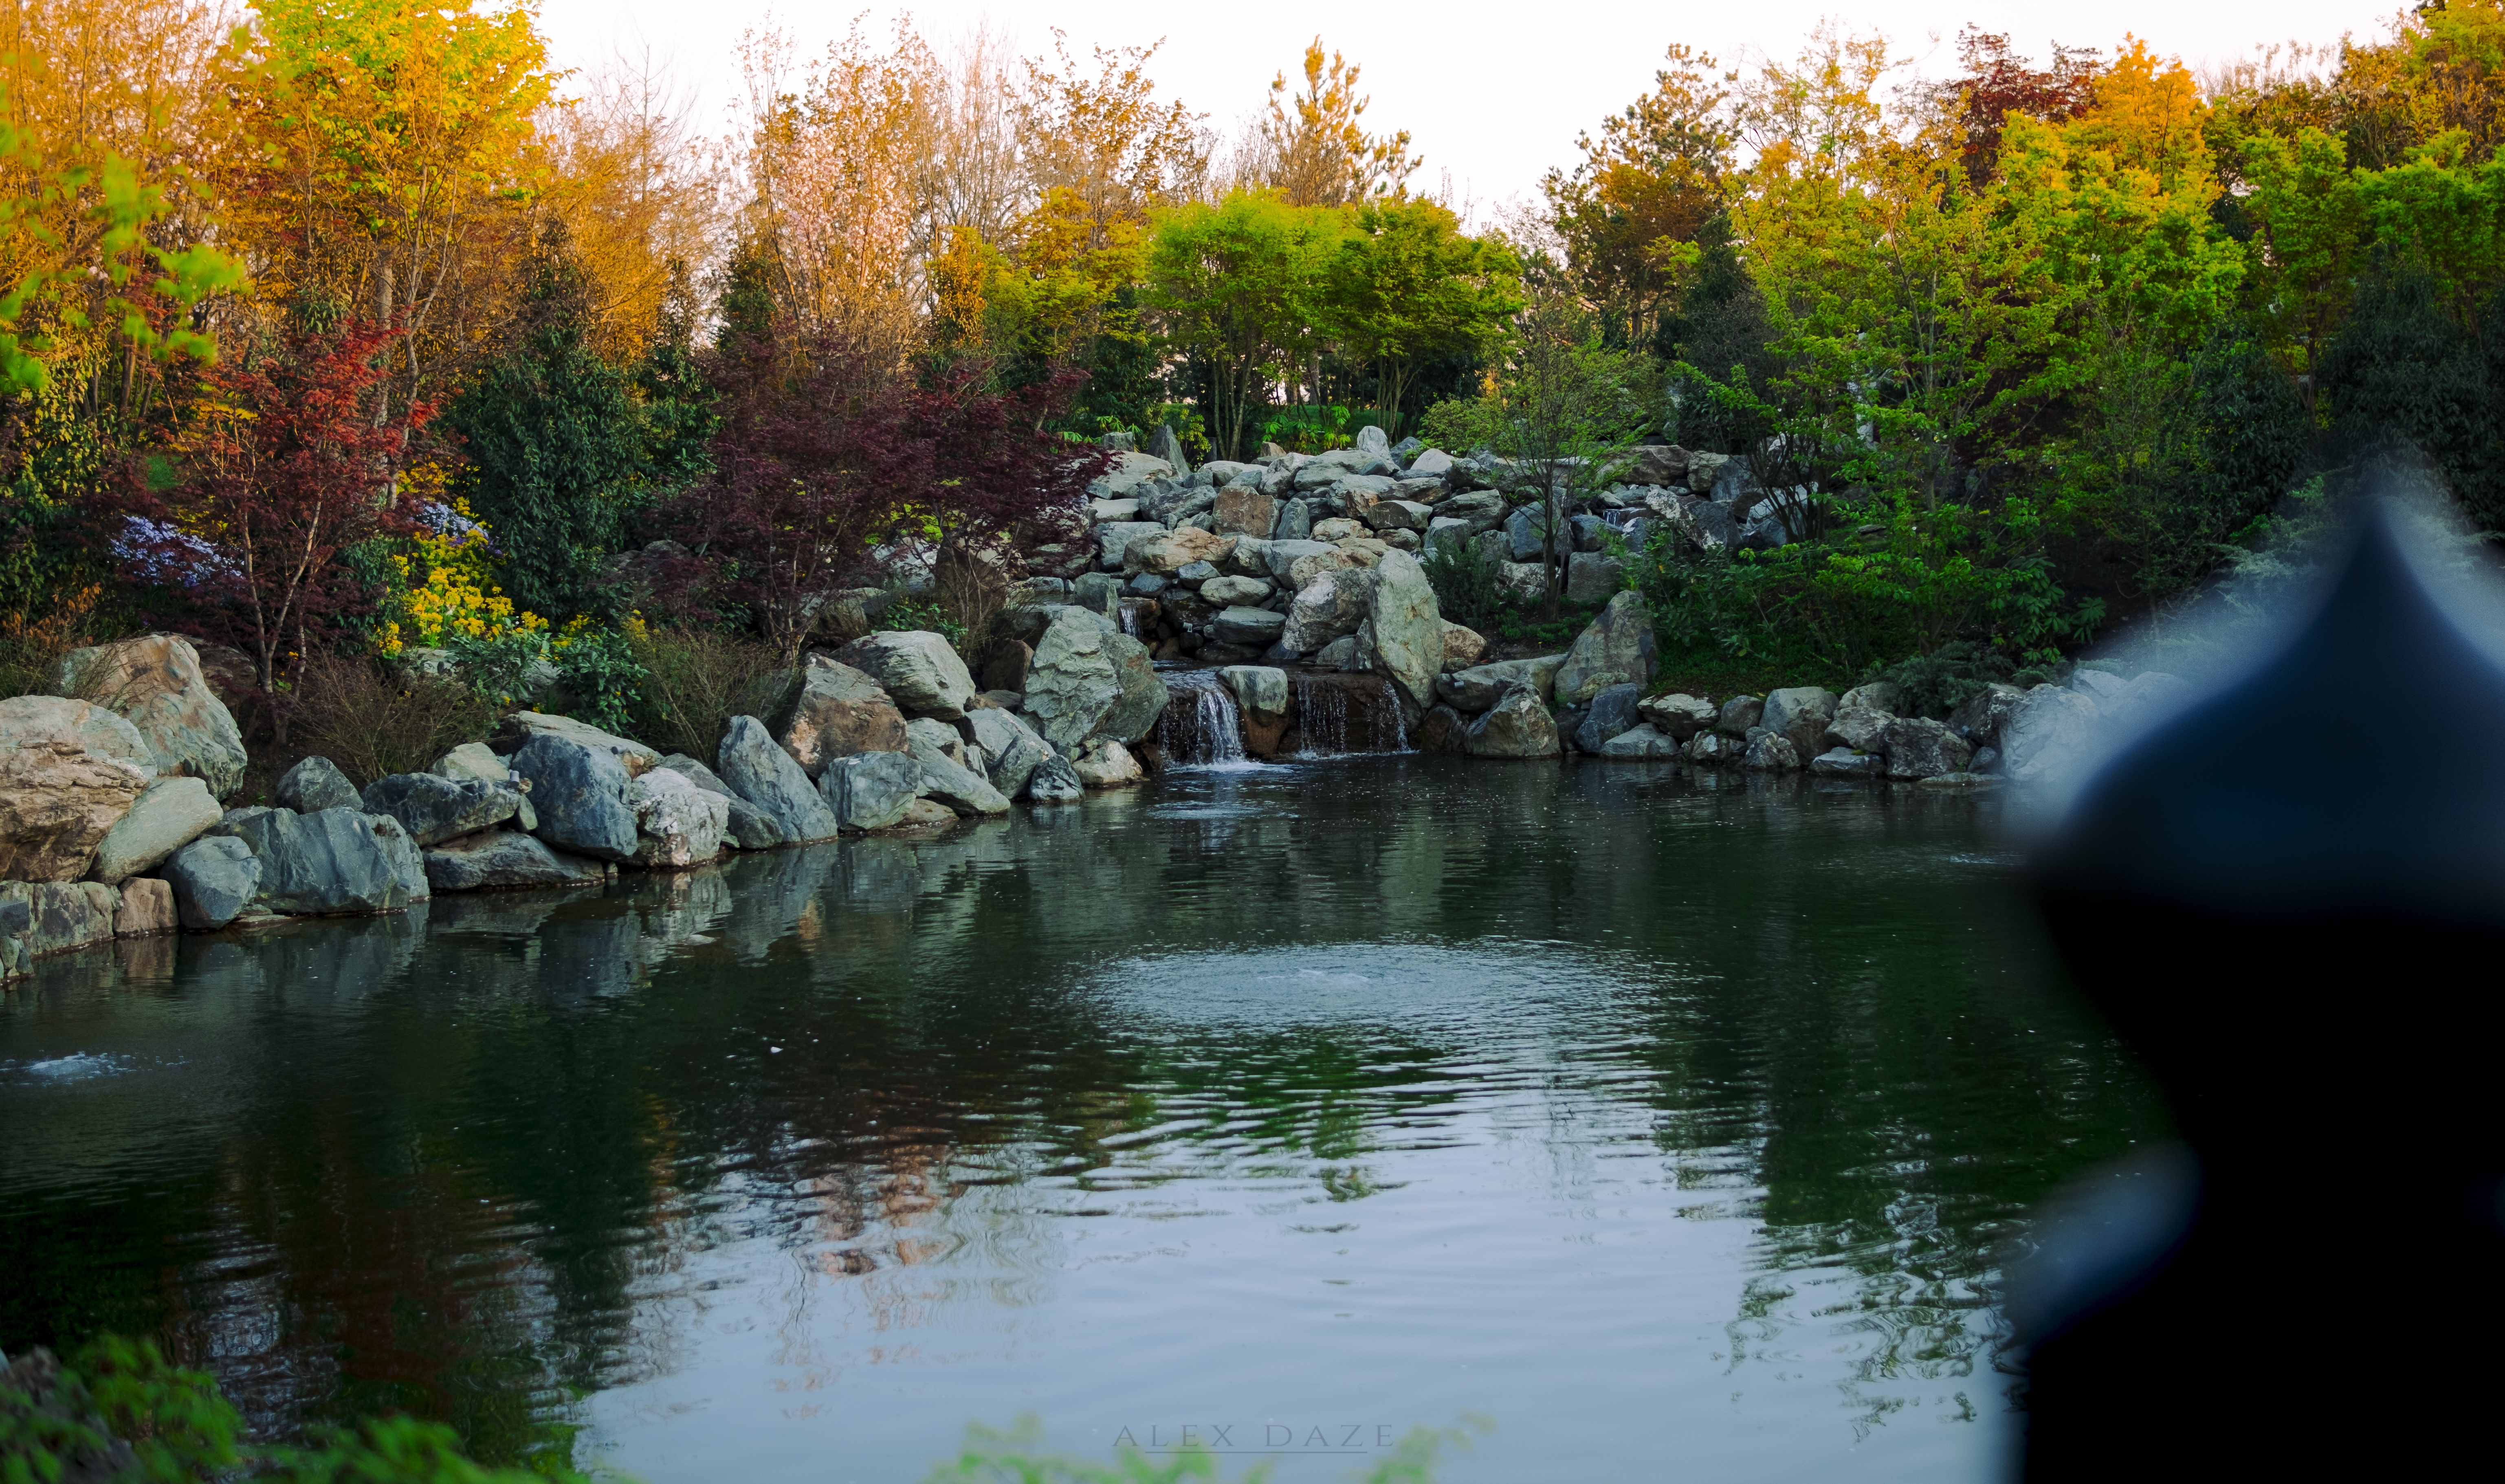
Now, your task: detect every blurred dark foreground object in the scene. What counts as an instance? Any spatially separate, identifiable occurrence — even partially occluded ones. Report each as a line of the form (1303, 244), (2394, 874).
(2023, 506), (2505, 1479)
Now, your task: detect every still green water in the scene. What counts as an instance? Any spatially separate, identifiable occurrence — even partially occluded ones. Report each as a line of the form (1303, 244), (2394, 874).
(0, 756), (2164, 1482)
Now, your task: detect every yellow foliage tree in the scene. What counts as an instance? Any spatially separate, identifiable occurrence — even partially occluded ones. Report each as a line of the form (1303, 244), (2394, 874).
(1263, 38), (1419, 207)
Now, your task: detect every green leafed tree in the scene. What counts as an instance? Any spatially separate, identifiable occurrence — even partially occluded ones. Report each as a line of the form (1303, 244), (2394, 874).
(1321, 199), (1520, 441)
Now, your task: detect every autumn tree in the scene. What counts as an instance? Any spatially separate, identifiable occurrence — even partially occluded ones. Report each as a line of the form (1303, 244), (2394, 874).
(1263, 39), (1421, 207)
(1939, 27), (2101, 188)
(118, 317), (432, 734)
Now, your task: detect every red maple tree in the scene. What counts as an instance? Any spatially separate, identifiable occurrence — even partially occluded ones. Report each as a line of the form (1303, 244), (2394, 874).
(1946, 28), (2103, 188)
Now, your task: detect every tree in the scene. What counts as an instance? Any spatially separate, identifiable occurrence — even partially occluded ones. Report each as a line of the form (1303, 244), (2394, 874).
(1485, 287), (1658, 616)
(1939, 27), (2100, 188)
(1146, 192), (1344, 461)
(117, 317), (432, 737)
(2319, 265), (2502, 524)
(1262, 39), (1420, 207)
(443, 221), (653, 624)
(1322, 200), (1518, 439)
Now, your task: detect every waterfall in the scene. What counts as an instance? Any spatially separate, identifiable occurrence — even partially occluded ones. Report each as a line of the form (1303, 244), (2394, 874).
(1117, 598), (1152, 639)
(1289, 673), (1408, 756)
(1155, 668), (1252, 768)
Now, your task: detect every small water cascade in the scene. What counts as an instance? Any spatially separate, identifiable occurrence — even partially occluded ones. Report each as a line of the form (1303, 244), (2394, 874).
(1117, 598), (1153, 639)
(1289, 672), (1408, 756)
(1155, 668), (1251, 767)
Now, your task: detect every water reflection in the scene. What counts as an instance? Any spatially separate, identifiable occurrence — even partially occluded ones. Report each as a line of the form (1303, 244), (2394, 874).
(0, 758), (2162, 1482)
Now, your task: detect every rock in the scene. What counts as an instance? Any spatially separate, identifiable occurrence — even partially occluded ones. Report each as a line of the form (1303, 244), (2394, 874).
(368, 813), (429, 903)
(209, 806), (415, 915)
(1810, 746), (1885, 778)
(1410, 704), (1468, 752)
(1273, 499), (1312, 541)
(54, 633), (248, 798)
(750, 654), (910, 774)
(1218, 665), (1290, 754)
(114, 877), (176, 937)
(430, 742), (511, 787)
(1839, 680), (1902, 714)
(1762, 686), (1840, 758)
(1503, 503), (1557, 561)
(1742, 731), (1802, 771)
(965, 709), (1053, 800)
(1173, 560), (1221, 586)
(820, 750), (923, 831)
(1362, 550), (1443, 717)
(1201, 574), (1274, 607)
(1087, 450), (1174, 499)
(831, 631), (977, 721)
(894, 797), (959, 828)
(1311, 516), (1369, 542)
(1124, 526), (1235, 576)
(1823, 704), (1893, 754)
(361, 772), (519, 846)
(904, 715), (974, 772)
(2096, 671), (2194, 731)
(87, 776), (220, 885)
(1214, 487), (1279, 539)
(1260, 539), (1335, 584)
(512, 735), (639, 862)
(1439, 622), (1487, 672)
(717, 715), (842, 844)
(271, 756), (355, 814)
(2002, 685), (2103, 785)
(1686, 451), (1730, 492)
(1213, 605), (1287, 648)
(1971, 746), (2001, 774)
(1683, 731), (1743, 766)
(1944, 683), (2024, 747)
(1314, 632), (1366, 670)
(1070, 570), (1126, 617)
(1095, 519), (1167, 567)
(0, 695), (155, 882)
(1564, 551), (1625, 603)
(1020, 607), (1166, 751)
(1464, 683), (1562, 758)
(1407, 447), (1455, 478)
(1149, 423), (1191, 473)
(1435, 655), (1567, 713)
(1879, 716), (1976, 780)
(979, 640), (1034, 695)
(1553, 592), (1659, 705)
(1025, 752), (1085, 803)
(1598, 724), (1681, 758)
(1072, 737), (1144, 787)
(1496, 561), (1548, 602)
(489, 711), (660, 776)
(0, 881), (119, 958)
(424, 829), (609, 891)
(627, 767), (729, 866)
(657, 753), (784, 850)
(1354, 424), (1390, 458)
(1282, 569), (1373, 655)
(1436, 490), (1506, 536)
(2071, 667), (2132, 701)
(913, 749), (1012, 816)
(1623, 444), (1689, 486)
(1571, 682), (1642, 754)
(161, 835), (260, 929)
(1361, 499), (1434, 533)
(1087, 497), (1141, 523)
(1638, 693), (1718, 741)
(1126, 572), (1169, 596)
(1716, 695), (1764, 736)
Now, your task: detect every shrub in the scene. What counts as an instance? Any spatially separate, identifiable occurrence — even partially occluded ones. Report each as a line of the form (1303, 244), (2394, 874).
(291, 652), (495, 787)
(0, 581), (115, 700)
(1420, 536), (1506, 631)
(625, 623), (781, 761)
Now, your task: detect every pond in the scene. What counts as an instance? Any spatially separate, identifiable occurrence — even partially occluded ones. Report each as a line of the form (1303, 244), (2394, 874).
(0, 756), (2166, 1482)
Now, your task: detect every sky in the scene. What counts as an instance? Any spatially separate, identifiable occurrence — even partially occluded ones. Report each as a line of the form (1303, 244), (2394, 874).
(529, 0), (2396, 213)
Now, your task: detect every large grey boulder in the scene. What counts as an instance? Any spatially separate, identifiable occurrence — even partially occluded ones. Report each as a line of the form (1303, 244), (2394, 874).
(277, 756), (363, 814)
(913, 751), (1012, 817)
(1762, 687), (1840, 758)
(1435, 655), (1566, 714)
(832, 631), (978, 720)
(161, 835), (260, 929)
(1554, 591), (1658, 705)
(1684, 731), (1743, 766)
(0, 696), (154, 883)
(1638, 693), (1718, 741)
(368, 814), (429, 904)
(424, 830), (609, 892)
(512, 734), (638, 862)
(965, 710), (1053, 800)
(1126, 526), (1235, 576)
(1742, 731), (1802, 771)
(658, 754), (783, 849)
(820, 749), (922, 831)
(1598, 723), (1680, 758)
(490, 711), (660, 775)
(750, 654), (908, 776)
(1260, 539), (1335, 585)
(1213, 605), (1287, 649)
(1574, 684), (1644, 754)
(1280, 568), (1373, 655)
(1465, 684), (1562, 758)
(1716, 695), (1764, 736)
(2001, 685), (2102, 785)
(717, 715), (840, 843)
(1945, 683), (2024, 748)
(905, 716), (977, 773)
(429, 745), (531, 830)
(1839, 680), (1902, 714)
(1363, 549), (1442, 717)
(1880, 717), (1975, 780)
(209, 806), (414, 916)
(1504, 503), (1557, 561)
(88, 776), (220, 885)
(1201, 574), (1273, 607)
(1020, 607), (1165, 752)
(627, 767), (730, 866)
(0, 881), (119, 959)
(1823, 704), (1893, 754)
(55, 633), (248, 798)
(361, 772), (520, 846)
(1072, 737), (1144, 787)
(1564, 551), (1625, 604)
(1095, 520), (1166, 567)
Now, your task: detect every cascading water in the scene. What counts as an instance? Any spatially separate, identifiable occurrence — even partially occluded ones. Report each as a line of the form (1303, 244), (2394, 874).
(1117, 598), (1152, 639)
(1154, 668), (1252, 767)
(1289, 672), (1408, 756)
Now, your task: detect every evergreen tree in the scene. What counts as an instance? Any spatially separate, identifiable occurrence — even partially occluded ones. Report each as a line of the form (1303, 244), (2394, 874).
(2318, 265), (2502, 524)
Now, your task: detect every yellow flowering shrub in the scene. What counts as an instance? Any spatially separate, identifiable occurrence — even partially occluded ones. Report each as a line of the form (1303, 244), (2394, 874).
(379, 484), (548, 655)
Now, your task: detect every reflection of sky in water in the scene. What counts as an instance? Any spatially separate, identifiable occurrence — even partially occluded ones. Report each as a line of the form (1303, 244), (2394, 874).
(0, 758), (2158, 1484)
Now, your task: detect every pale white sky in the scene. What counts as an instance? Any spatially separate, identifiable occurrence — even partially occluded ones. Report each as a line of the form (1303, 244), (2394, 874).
(530, 0), (2395, 211)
